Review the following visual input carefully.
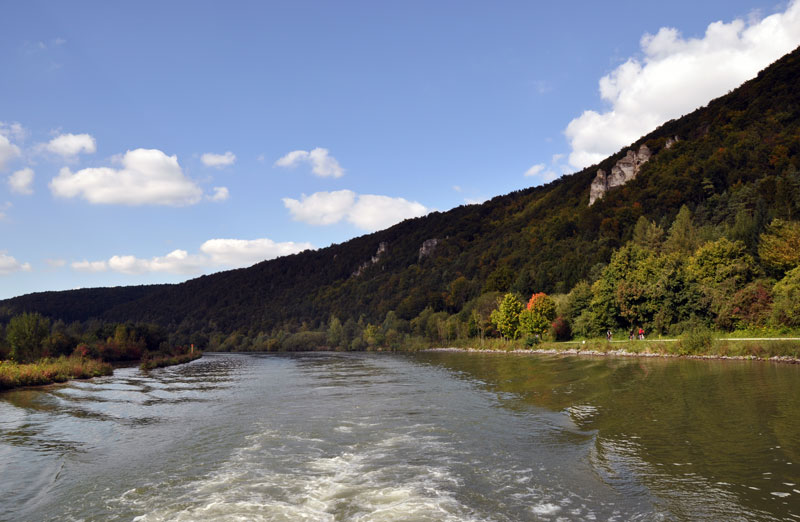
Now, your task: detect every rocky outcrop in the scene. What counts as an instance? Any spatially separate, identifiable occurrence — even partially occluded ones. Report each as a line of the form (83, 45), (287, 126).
(418, 238), (438, 261)
(352, 242), (388, 277)
(589, 144), (652, 205)
(665, 136), (679, 149)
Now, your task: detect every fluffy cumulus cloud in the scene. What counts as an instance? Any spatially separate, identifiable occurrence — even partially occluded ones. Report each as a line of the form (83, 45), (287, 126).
(565, 0), (800, 169)
(282, 190), (429, 231)
(274, 147), (344, 178)
(46, 133), (96, 158)
(108, 250), (206, 274)
(50, 148), (203, 206)
(70, 238), (313, 275)
(0, 253), (32, 275)
(8, 167), (34, 195)
(201, 151), (236, 168)
(0, 134), (21, 170)
(200, 238), (313, 267)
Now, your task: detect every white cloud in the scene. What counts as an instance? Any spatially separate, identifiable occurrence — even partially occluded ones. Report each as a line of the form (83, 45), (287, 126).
(524, 162), (561, 184)
(50, 148), (203, 206)
(8, 167), (34, 195)
(282, 190), (356, 225)
(524, 164), (546, 177)
(70, 238), (313, 276)
(200, 238), (313, 267)
(275, 147), (344, 178)
(0, 122), (26, 142)
(565, 0), (800, 169)
(282, 190), (429, 231)
(0, 253), (32, 275)
(108, 250), (206, 274)
(72, 260), (108, 272)
(201, 151), (236, 168)
(46, 133), (96, 158)
(209, 186), (229, 202)
(0, 135), (21, 170)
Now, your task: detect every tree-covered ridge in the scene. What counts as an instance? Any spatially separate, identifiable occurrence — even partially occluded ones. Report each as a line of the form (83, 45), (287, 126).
(2, 46), (800, 348)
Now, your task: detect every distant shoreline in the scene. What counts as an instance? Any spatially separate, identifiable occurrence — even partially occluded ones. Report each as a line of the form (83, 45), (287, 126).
(423, 346), (800, 364)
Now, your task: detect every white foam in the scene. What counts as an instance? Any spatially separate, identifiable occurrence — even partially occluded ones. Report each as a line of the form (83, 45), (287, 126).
(531, 502), (561, 515)
(123, 425), (483, 522)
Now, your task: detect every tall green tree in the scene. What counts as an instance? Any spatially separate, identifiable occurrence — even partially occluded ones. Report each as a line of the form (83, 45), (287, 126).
(772, 266), (800, 327)
(663, 205), (699, 255)
(6, 312), (50, 363)
(490, 293), (523, 340)
(759, 219), (800, 275)
(632, 216), (665, 251)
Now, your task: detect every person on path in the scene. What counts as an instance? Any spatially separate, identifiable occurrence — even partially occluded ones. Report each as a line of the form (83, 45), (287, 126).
(629, 329), (635, 341)
(607, 329), (612, 341)
(638, 327), (645, 340)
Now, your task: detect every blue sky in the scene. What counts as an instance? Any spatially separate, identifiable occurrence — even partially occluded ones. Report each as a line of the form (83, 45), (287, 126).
(2, 1), (799, 299)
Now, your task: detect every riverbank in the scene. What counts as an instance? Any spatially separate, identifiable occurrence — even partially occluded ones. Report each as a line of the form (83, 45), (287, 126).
(140, 351), (203, 370)
(425, 338), (800, 364)
(0, 356), (113, 391)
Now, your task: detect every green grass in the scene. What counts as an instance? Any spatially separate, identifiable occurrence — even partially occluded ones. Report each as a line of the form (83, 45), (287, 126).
(0, 356), (112, 391)
(140, 351), (202, 371)
(421, 334), (800, 361)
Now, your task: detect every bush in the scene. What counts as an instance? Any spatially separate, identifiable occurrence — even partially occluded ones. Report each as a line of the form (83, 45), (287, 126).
(283, 331), (328, 351)
(678, 327), (716, 355)
(550, 316), (572, 341)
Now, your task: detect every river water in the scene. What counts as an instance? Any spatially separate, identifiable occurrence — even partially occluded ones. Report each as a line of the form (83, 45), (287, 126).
(1, 352), (798, 521)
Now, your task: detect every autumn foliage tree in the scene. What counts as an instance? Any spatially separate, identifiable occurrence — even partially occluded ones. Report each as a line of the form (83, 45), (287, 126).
(519, 292), (556, 338)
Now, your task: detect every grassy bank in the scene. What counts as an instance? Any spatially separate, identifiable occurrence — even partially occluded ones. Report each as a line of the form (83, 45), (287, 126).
(140, 351), (202, 371)
(0, 356), (113, 391)
(426, 333), (800, 361)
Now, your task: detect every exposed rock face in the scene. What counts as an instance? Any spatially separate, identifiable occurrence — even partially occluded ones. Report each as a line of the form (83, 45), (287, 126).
(418, 238), (438, 261)
(665, 136), (679, 149)
(352, 242), (388, 277)
(589, 144), (652, 205)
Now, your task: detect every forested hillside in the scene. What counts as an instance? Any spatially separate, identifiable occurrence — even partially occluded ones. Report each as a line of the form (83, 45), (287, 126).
(2, 46), (800, 350)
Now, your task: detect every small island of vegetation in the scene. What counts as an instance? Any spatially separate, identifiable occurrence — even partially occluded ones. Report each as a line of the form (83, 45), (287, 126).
(0, 312), (202, 391)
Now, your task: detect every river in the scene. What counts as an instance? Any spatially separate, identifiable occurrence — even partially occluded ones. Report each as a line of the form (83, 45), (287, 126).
(1, 352), (798, 521)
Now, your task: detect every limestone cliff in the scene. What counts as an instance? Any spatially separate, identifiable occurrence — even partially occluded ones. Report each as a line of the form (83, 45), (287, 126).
(589, 144), (652, 205)
(352, 242), (388, 277)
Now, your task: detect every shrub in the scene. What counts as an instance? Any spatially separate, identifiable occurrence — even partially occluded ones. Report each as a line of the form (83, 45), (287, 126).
(678, 327), (715, 355)
(550, 316), (572, 341)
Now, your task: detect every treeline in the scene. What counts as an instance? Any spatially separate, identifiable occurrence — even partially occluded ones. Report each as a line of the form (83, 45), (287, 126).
(0, 313), (195, 364)
(188, 209), (800, 352)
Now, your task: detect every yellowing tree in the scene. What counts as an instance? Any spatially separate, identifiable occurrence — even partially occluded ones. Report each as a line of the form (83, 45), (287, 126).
(759, 219), (800, 274)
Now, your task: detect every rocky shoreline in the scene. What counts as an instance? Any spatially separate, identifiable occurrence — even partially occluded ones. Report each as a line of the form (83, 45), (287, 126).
(424, 346), (800, 364)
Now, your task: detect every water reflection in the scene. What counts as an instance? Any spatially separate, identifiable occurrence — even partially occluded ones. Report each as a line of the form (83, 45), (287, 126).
(414, 352), (800, 519)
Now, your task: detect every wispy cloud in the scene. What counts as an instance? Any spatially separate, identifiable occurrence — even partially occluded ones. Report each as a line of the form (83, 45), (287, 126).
(275, 147), (344, 178)
(201, 151), (236, 168)
(0, 252), (32, 275)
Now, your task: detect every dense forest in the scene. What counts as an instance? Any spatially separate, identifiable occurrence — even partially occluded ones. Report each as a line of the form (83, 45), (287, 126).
(2, 46), (800, 352)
